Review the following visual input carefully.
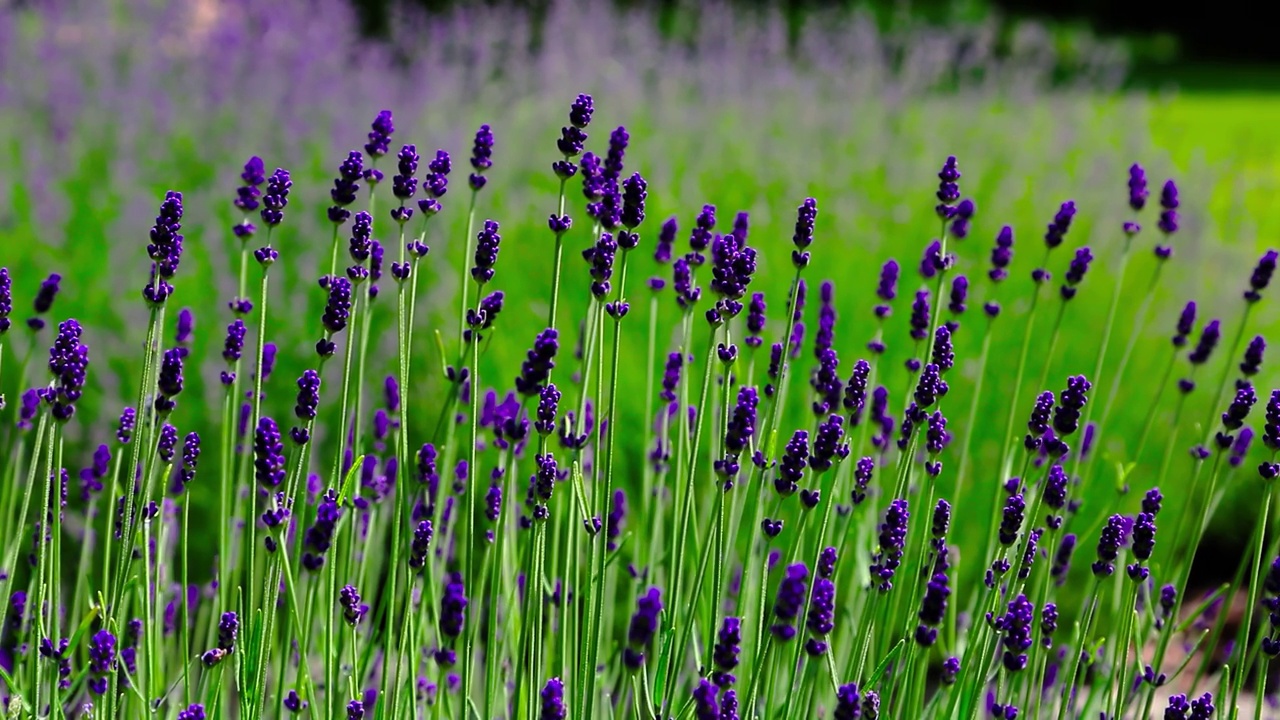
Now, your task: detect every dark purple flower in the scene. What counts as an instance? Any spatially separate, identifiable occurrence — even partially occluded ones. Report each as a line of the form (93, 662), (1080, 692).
(0, 267), (10, 335)
(541, 677), (567, 720)
(1157, 179), (1179, 236)
(1060, 246), (1093, 300)
(391, 144), (420, 211)
(989, 226), (1014, 282)
(1093, 514), (1126, 576)
(870, 499), (909, 590)
(258, 168), (292, 228)
(935, 156), (961, 218)
(998, 594), (1035, 672)
(154, 346), (189, 414)
(253, 416), (286, 488)
(1052, 375), (1091, 436)
(172, 432), (200, 494)
(949, 275), (968, 315)
(1246, 250), (1279, 303)
(811, 413), (849, 473)
(655, 216), (678, 264)
(303, 489), (341, 571)
(43, 319), (90, 421)
(835, 684), (862, 720)
(328, 151), (364, 223)
(364, 110), (394, 159)
(621, 172), (647, 232)
(440, 572), (468, 638)
(771, 563), (809, 641)
(624, 587), (663, 669)
(468, 124), (494, 190)
(805, 576), (836, 655)
(711, 618), (742, 685)
(1044, 201), (1076, 249)
(175, 307), (194, 345)
(339, 584), (367, 626)
(1000, 493), (1026, 546)
(792, 198), (818, 268)
(915, 572), (949, 646)
(950, 198), (976, 238)
(693, 679), (719, 720)
(875, 259), (899, 317)
(87, 629), (117, 694)
(1025, 391), (1054, 450)
(776, 430), (809, 496)
(515, 329), (559, 396)
(842, 359), (870, 426)
(1173, 301), (1196, 348)
(1241, 335), (1266, 376)
(1128, 163), (1149, 211)
(1188, 319), (1222, 366)
(910, 289), (930, 341)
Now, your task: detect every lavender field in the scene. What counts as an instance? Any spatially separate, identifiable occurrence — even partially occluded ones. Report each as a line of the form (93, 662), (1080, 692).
(2, 0), (1280, 718)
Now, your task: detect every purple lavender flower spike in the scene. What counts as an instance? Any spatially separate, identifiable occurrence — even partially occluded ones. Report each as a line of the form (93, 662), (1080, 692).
(1240, 335), (1266, 377)
(997, 594), (1034, 672)
(1189, 319), (1221, 365)
(1173, 301), (1196, 348)
(775, 430), (809, 496)
(624, 586), (662, 670)
(1157, 179), (1179, 241)
(1246, 250), (1279, 303)
(176, 307), (194, 345)
(87, 629), (117, 694)
(834, 684), (861, 719)
(42, 319), (90, 421)
(903, 290), (930, 344)
(791, 198), (817, 268)
(259, 168), (292, 229)
(1093, 514), (1126, 576)
(0, 267), (11, 335)
(915, 572), (949, 646)
(693, 678), (719, 720)
(339, 584), (367, 626)
(172, 432), (200, 494)
(870, 499), (909, 590)
(328, 151), (364, 224)
(950, 198), (975, 238)
(843, 359), (870, 426)
(1052, 375), (1090, 436)
(365, 110), (394, 159)
(935, 156), (961, 218)
(1060, 246), (1093, 300)
(469, 124), (494, 191)
(1128, 163), (1149, 211)
(1044, 200), (1076, 249)
(712, 617), (741, 687)
(440, 572), (468, 639)
(771, 563), (808, 641)
(540, 677), (567, 720)
(811, 414), (849, 473)
(745, 292), (766, 348)
(253, 416), (286, 488)
(874, 259), (899, 318)
(987, 226), (1015, 283)
(804, 575), (835, 655)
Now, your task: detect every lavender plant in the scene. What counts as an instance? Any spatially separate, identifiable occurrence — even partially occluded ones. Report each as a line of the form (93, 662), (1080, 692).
(1, 1), (1279, 718)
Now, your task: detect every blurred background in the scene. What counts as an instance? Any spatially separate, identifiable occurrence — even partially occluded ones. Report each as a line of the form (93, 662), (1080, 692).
(1, 0), (1277, 626)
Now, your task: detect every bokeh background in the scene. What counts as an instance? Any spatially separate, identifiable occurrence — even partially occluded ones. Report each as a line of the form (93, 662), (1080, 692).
(2, 0), (1277, 606)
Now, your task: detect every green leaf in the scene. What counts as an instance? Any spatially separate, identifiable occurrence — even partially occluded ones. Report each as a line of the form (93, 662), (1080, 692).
(866, 639), (904, 687)
(338, 455), (365, 506)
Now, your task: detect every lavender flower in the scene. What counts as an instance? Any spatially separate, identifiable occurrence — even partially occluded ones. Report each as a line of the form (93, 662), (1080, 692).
(1060, 246), (1093, 300)
(870, 499), (909, 590)
(155, 347), (188, 414)
(811, 414), (850, 473)
(792, 197), (818, 268)
(339, 584), (367, 626)
(745, 292), (766, 348)
(915, 572), (949, 646)
(624, 587), (662, 669)
(1044, 200), (1077, 249)
(776, 430), (809, 496)
(541, 677), (567, 720)
(910, 289), (930, 341)
(935, 156), (960, 218)
(43, 319), (90, 421)
(1093, 514), (1126, 576)
(515, 328), (559, 395)
(469, 124), (494, 190)
(771, 563), (808, 641)
(471, 220), (502, 284)
(835, 684), (862, 720)
(843, 359), (870, 426)
(875, 260), (899, 317)
(253, 416), (286, 488)
(1128, 163), (1149, 211)
(303, 490), (341, 571)
(440, 572), (468, 639)
(999, 493), (1026, 546)
(1052, 375), (1091, 437)
(805, 576), (836, 655)
(1246, 250), (1279, 303)
(711, 617), (741, 687)
(0, 267), (10, 334)
(693, 679), (719, 720)
(998, 594), (1035, 672)
(87, 629), (117, 694)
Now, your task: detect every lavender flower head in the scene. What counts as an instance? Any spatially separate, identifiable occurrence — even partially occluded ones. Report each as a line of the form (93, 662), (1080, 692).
(259, 168), (292, 228)
(771, 563), (808, 640)
(253, 416), (286, 488)
(328, 151), (363, 223)
(1246, 250), (1279, 303)
(875, 259), (899, 317)
(935, 156), (961, 218)
(469, 124), (494, 191)
(791, 197), (817, 268)
(87, 629), (117, 694)
(471, 220), (502, 284)
(1173, 301), (1196, 348)
(0, 267), (10, 335)
(870, 499), (909, 591)
(1189, 319), (1221, 365)
(624, 586), (663, 669)
(1060, 246), (1093, 300)
(364, 110), (394, 159)
(43, 319), (90, 421)
(541, 677), (567, 720)
(1128, 163), (1149, 211)
(1044, 201), (1077, 249)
